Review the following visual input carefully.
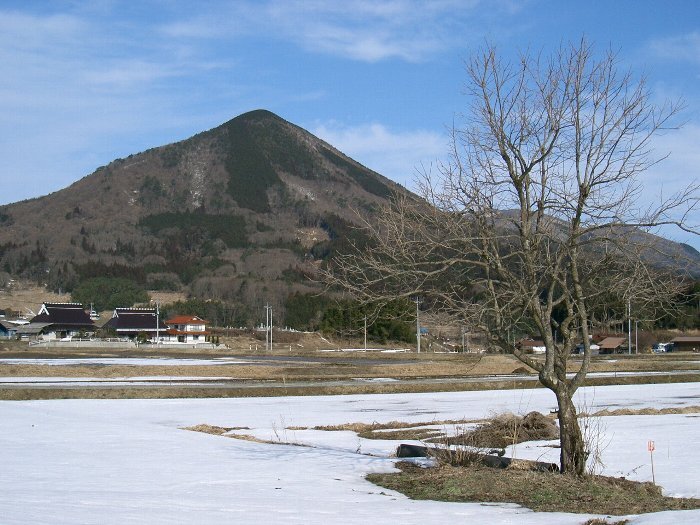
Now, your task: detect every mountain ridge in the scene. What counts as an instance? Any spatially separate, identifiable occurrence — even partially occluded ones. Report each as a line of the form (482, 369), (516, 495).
(1, 109), (698, 327)
(0, 110), (407, 324)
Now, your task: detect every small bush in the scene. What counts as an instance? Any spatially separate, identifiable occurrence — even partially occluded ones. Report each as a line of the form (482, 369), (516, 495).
(450, 411), (559, 449)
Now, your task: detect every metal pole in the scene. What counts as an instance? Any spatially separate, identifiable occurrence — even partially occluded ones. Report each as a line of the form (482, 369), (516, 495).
(156, 301), (159, 345)
(270, 307), (273, 351)
(414, 298), (421, 353)
(364, 315), (367, 350)
(628, 300), (632, 355)
(264, 305), (270, 351)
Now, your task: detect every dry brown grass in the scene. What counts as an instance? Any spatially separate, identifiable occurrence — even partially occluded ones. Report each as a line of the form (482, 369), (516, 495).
(183, 424), (314, 447)
(2, 337), (699, 400)
(589, 406), (700, 417)
(226, 433), (279, 445)
(0, 353), (526, 387)
(0, 284), (70, 313)
(143, 290), (187, 305)
(448, 411), (559, 448)
(313, 418), (477, 441)
(583, 518), (630, 525)
(368, 462), (700, 515)
(182, 424), (238, 435)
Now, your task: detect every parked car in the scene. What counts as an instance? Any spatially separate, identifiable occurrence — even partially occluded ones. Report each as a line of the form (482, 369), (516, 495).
(573, 343), (600, 355)
(652, 342), (673, 353)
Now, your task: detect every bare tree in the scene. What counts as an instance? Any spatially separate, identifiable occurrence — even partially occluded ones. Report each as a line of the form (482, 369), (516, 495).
(325, 40), (699, 476)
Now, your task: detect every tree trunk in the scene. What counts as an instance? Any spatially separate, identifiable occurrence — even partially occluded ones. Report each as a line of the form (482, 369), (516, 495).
(555, 388), (587, 476)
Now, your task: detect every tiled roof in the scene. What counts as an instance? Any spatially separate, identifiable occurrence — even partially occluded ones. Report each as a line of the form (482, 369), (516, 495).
(0, 320), (17, 331)
(104, 310), (159, 331)
(17, 322), (53, 335)
(598, 337), (627, 349)
(165, 315), (209, 325)
(31, 303), (94, 326)
(113, 308), (157, 315)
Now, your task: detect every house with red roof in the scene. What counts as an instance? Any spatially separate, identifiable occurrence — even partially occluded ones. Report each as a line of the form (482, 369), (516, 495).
(163, 315), (210, 343)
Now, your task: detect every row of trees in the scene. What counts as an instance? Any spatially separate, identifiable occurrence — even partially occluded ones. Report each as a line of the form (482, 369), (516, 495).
(64, 273), (699, 337)
(66, 276), (417, 342)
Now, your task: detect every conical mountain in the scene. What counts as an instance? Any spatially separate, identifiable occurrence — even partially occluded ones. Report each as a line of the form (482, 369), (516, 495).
(1, 110), (697, 327)
(0, 110), (409, 320)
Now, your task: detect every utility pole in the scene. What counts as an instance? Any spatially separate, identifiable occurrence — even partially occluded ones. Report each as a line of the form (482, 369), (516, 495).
(414, 297), (421, 353)
(264, 304), (271, 351)
(364, 315), (367, 350)
(627, 299), (632, 355)
(155, 301), (160, 345)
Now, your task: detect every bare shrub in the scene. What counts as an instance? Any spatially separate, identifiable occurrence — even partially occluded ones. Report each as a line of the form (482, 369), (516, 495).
(182, 424), (237, 435)
(451, 412), (559, 449)
(577, 393), (612, 476)
(430, 423), (485, 467)
(580, 412), (609, 476)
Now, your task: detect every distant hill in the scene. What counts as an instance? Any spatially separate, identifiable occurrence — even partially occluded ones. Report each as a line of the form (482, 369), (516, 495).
(0, 110), (409, 324)
(1, 109), (698, 327)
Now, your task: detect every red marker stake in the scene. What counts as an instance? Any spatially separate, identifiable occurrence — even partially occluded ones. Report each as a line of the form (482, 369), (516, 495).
(648, 440), (656, 484)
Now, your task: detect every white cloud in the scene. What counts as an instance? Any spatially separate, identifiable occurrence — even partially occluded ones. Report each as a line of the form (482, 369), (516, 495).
(154, 0), (490, 63)
(0, 11), (84, 50)
(82, 60), (182, 90)
(312, 121), (446, 188)
(0, 7), (233, 203)
(649, 32), (700, 64)
(313, 120), (700, 249)
(267, 0), (487, 62)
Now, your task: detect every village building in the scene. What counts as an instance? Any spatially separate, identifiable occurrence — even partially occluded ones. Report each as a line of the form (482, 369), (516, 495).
(102, 308), (161, 340)
(163, 315), (210, 343)
(597, 336), (627, 354)
(670, 336), (700, 352)
(0, 320), (19, 339)
(516, 338), (547, 354)
(20, 302), (95, 340)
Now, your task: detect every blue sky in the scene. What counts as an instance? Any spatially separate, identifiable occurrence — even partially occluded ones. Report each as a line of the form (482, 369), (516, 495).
(2, 0), (699, 248)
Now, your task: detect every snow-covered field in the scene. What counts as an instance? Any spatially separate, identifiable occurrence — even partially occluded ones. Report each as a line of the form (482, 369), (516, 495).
(1, 383), (698, 524)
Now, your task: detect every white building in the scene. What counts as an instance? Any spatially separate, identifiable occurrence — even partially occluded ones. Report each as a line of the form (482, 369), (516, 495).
(163, 315), (210, 343)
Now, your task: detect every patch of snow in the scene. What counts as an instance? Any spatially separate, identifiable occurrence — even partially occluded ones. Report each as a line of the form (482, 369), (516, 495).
(351, 378), (399, 383)
(319, 348), (410, 353)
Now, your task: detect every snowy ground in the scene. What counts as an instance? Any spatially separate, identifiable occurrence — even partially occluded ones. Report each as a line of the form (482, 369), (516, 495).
(1, 383), (698, 524)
